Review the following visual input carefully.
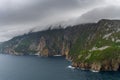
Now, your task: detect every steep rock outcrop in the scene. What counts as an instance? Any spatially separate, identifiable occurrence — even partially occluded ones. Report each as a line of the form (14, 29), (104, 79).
(37, 37), (48, 56)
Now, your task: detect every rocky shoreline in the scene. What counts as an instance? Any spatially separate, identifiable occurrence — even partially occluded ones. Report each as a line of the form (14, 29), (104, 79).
(0, 19), (120, 72)
(71, 59), (120, 72)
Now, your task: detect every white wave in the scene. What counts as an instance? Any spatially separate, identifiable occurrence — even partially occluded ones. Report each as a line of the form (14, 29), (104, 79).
(90, 70), (99, 73)
(67, 65), (75, 69)
(53, 55), (62, 56)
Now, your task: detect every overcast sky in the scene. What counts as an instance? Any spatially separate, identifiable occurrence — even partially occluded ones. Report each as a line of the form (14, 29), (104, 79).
(0, 0), (120, 42)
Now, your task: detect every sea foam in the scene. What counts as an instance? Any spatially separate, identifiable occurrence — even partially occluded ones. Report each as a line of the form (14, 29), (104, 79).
(67, 65), (75, 69)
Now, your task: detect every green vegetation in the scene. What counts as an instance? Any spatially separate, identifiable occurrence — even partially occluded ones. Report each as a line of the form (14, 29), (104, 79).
(74, 46), (120, 63)
(88, 46), (120, 62)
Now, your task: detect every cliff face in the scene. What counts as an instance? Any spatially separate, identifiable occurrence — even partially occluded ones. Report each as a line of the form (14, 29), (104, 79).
(71, 19), (120, 71)
(0, 19), (120, 71)
(0, 23), (97, 56)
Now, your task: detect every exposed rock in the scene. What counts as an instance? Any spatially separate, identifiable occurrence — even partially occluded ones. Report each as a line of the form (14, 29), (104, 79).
(37, 36), (47, 56)
(91, 63), (101, 71)
(72, 59), (120, 71)
(40, 48), (49, 57)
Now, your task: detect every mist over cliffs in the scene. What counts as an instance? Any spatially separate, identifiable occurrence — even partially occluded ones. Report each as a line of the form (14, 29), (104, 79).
(0, 19), (120, 71)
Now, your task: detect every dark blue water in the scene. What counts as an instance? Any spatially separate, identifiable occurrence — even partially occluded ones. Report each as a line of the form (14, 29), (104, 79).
(0, 54), (119, 80)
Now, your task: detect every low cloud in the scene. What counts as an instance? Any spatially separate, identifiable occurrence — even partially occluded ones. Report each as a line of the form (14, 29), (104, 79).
(76, 6), (120, 24)
(0, 0), (120, 42)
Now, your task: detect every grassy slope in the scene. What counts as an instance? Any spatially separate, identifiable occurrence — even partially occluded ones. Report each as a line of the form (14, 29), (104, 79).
(72, 20), (120, 63)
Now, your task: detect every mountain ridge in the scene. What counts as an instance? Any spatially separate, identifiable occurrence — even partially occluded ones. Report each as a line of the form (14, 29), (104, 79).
(0, 19), (120, 71)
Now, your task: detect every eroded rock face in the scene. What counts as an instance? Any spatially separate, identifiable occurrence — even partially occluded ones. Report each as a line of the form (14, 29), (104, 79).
(37, 37), (46, 51)
(40, 48), (49, 57)
(72, 60), (120, 71)
(100, 60), (120, 71)
(61, 42), (70, 56)
(35, 34), (71, 57)
(37, 37), (48, 56)
(91, 63), (101, 71)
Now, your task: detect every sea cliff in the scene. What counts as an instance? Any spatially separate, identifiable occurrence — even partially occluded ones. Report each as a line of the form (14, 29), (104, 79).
(0, 19), (120, 71)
